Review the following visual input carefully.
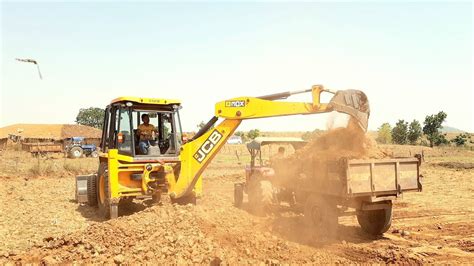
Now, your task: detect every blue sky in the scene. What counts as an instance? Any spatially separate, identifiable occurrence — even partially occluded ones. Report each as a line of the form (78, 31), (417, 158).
(1, 2), (472, 132)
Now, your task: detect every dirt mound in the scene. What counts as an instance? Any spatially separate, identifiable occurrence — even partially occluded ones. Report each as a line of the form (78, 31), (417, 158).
(61, 125), (101, 139)
(272, 118), (390, 186)
(4, 203), (221, 264)
(433, 162), (474, 169)
(293, 118), (390, 161)
(0, 124), (101, 140)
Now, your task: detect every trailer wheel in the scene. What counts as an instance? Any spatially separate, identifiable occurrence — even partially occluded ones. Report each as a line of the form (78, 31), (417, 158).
(97, 163), (118, 219)
(87, 174), (98, 206)
(68, 147), (83, 159)
(304, 194), (338, 237)
(357, 204), (392, 235)
(248, 180), (273, 213)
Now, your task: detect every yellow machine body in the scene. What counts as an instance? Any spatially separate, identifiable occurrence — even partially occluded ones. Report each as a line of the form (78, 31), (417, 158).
(92, 85), (369, 218)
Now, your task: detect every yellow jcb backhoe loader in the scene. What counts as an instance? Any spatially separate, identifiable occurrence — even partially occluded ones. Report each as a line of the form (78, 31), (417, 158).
(75, 85), (370, 219)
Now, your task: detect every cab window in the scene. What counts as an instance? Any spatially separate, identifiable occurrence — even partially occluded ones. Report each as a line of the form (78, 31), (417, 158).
(117, 108), (133, 154)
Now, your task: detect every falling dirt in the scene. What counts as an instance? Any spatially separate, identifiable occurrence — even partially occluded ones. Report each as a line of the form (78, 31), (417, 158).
(293, 117), (390, 160)
(272, 118), (391, 188)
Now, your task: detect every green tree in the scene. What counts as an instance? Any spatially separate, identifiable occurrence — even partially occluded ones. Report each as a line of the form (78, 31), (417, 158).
(234, 131), (248, 142)
(376, 123), (392, 144)
(423, 111), (447, 147)
(391, 120), (408, 145)
(247, 129), (260, 140)
(75, 107), (104, 129)
(407, 120), (422, 145)
(451, 133), (471, 147)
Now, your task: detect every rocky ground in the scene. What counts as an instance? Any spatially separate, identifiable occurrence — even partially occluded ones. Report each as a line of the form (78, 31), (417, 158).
(0, 146), (473, 264)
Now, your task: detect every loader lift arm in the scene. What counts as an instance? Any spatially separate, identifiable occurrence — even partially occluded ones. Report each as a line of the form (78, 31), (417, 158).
(169, 85), (370, 199)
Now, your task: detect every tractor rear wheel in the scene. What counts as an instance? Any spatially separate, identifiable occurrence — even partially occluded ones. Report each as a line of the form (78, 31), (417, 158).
(304, 194), (338, 237)
(97, 163), (118, 219)
(357, 203), (393, 236)
(68, 147), (83, 159)
(87, 174), (98, 206)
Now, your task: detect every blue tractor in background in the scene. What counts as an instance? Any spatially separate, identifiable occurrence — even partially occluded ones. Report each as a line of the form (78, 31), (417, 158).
(65, 137), (99, 159)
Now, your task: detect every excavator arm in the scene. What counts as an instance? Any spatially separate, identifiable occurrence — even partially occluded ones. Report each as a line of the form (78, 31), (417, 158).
(169, 85), (370, 199)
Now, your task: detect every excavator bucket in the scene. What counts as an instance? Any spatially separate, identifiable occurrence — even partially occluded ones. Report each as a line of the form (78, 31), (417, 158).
(328, 90), (370, 131)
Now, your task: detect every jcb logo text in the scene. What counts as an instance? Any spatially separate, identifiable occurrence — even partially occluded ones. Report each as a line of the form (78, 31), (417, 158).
(193, 130), (223, 163)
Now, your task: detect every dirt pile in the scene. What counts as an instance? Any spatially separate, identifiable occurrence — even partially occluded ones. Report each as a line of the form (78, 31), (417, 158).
(3, 203), (222, 264)
(0, 124), (101, 140)
(273, 118), (390, 186)
(295, 118), (389, 161)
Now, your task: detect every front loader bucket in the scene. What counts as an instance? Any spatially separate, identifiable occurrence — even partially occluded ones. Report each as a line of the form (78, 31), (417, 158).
(328, 90), (370, 131)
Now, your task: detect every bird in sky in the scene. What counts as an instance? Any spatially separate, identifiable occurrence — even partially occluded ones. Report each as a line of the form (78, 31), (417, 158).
(15, 58), (43, 80)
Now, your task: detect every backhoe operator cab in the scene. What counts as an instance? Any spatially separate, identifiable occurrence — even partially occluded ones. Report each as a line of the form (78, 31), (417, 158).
(100, 97), (184, 158)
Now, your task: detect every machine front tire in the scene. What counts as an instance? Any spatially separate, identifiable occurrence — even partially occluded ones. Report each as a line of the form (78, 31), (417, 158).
(357, 203), (393, 236)
(68, 147), (84, 159)
(90, 151), (99, 158)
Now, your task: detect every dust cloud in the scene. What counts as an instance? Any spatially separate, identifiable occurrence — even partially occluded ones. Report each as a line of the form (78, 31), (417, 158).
(271, 117), (390, 240)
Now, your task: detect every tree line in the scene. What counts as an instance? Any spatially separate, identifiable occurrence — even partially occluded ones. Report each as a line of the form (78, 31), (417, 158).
(376, 111), (471, 147)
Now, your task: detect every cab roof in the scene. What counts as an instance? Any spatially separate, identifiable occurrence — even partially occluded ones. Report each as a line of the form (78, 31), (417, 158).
(247, 137), (307, 150)
(111, 96), (181, 105)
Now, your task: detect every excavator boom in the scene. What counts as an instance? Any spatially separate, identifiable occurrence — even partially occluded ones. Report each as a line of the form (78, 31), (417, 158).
(170, 85), (370, 199)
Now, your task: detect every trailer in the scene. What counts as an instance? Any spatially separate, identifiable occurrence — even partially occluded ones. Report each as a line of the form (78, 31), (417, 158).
(234, 138), (422, 236)
(22, 142), (64, 157)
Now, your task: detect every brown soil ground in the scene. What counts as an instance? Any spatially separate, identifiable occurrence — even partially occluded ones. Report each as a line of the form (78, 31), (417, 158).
(0, 144), (473, 264)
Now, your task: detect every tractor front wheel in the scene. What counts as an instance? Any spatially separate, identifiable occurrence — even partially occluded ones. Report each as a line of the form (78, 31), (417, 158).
(68, 147), (84, 159)
(248, 180), (274, 214)
(234, 183), (244, 208)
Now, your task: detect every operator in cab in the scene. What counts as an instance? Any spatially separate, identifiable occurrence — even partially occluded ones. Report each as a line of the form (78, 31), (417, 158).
(138, 114), (157, 154)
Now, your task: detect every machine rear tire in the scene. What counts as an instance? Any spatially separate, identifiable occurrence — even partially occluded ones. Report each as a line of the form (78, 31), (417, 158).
(97, 163), (118, 219)
(304, 194), (338, 237)
(68, 147), (83, 159)
(357, 204), (393, 236)
(87, 174), (98, 206)
(234, 183), (244, 208)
